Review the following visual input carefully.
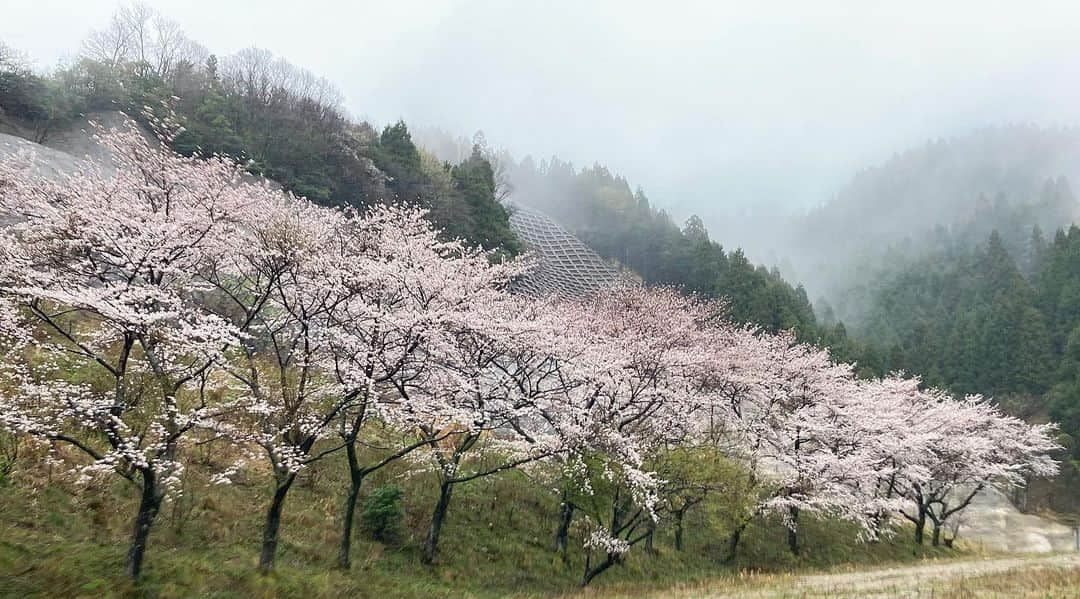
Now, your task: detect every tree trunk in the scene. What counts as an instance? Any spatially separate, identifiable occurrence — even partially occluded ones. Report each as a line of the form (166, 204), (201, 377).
(787, 506), (799, 555)
(126, 469), (161, 581)
(674, 509), (686, 551)
(259, 474), (296, 573)
(914, 504), (927, 546)
(336, 461), (366, 569)
(722, 522), (746, 563)
(931, 521), (942, 547)
(581, 553), (617, 586)
(644, 519), (656, 554)
(422, 480), (455, 565)
(555, 497), (573, 560)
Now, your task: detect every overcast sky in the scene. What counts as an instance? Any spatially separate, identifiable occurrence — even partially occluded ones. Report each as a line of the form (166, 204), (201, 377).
(5, 0), (1080, 226)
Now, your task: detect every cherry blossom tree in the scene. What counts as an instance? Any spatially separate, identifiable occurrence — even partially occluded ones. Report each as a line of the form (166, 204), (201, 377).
(320, 205), (529, 569)
(894, 394), (1060, 546)
(409, 293), (577, 565)
(552, 286), (716, 585)
(203, 195), (365, 572)
(0, 113), (264, 580)
(200, 193), (536, 571)
(699, 326), (906, 556)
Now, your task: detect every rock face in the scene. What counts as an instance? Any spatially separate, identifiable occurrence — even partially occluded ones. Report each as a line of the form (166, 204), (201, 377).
(958, 486), (1076, 552)
(0, 111), (146, 183)
(0, 131), (89, 181)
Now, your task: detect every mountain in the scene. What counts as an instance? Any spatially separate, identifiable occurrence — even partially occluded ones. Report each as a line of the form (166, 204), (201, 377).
(781, 126), (1080, 327)
(0, 40), (518, 257)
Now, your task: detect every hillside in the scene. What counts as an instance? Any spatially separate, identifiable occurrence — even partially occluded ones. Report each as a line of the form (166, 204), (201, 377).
(498, 156), (831, 345)
(0, 435), (960, 599)
(1, 6), (1077, 598)
(0, 37), (518, 257)
(784, 126), (1080, 319)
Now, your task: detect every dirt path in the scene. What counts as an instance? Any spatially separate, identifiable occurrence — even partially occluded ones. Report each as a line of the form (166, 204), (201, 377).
(630, 553), (1080, 598)
(772, 553), (1080, 598)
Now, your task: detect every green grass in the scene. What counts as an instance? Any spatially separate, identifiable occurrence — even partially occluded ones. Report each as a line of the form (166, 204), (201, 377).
(0, 442), (961, 598)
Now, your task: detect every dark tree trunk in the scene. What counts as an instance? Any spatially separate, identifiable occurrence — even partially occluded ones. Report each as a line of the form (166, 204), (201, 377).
(931, 521), (942, 547)
(259, 474), (296, 573)
(722, 521), (746, 563)
(787, 506), (799, 555)
(555, 497), (574, 559)
(336, 455), (366, 569)
(422, 480), (455, 565)
(127, 469), (162, 581)
(644, 519), (656, 554)
(674, 509), (686, 551)
(914, 504), (927, 546)
(581, 553), (617, 586)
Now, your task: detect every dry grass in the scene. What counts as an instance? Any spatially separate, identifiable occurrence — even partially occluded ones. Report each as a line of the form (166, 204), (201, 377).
(561, 554), (1080, 598)
(933, 562), (1080, 598)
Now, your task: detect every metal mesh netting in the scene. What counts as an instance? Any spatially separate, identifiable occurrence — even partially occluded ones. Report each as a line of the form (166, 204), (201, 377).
(507, 204), (622, 298)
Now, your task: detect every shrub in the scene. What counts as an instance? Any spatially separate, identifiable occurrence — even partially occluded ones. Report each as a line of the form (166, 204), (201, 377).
(361, 485), (404, 542)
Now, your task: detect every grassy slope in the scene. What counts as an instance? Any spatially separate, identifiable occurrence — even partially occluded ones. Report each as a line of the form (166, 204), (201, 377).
(0, 442), (960, 599)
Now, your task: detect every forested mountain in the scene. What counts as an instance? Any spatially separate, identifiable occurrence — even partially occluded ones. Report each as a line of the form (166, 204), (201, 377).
(0, 26), (518, 255)
(505, 158), (825, 338)
(857, 227), (1080, 455)
(777, 128), (1080, 321)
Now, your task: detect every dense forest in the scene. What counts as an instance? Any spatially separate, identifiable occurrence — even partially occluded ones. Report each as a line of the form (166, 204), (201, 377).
(851, 225), (1080, 487)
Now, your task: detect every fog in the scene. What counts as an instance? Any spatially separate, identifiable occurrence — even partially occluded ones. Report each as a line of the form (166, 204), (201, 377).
(5, 0), (1080, 264)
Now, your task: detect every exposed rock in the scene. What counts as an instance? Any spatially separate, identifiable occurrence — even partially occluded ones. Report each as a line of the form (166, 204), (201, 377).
(958, 486), (1075, 552)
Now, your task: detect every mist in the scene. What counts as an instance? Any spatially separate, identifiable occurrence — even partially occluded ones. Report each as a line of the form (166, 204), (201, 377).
(7, 3), (1080, 203)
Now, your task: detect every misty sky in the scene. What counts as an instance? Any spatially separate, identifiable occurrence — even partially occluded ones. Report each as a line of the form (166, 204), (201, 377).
(5, 0), (1080, 230)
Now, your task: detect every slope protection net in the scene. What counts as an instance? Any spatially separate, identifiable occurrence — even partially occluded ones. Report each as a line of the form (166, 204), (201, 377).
(507, 204), (622, 298)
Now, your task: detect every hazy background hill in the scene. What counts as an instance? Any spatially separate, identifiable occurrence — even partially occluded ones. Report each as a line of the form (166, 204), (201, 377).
(778, 126), (1080, 322)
